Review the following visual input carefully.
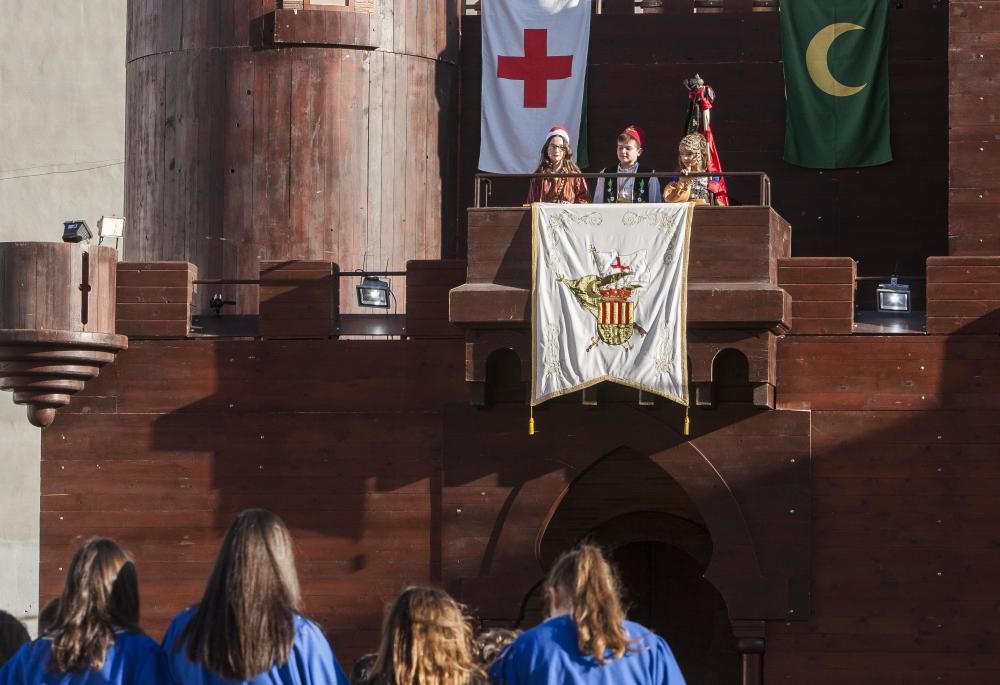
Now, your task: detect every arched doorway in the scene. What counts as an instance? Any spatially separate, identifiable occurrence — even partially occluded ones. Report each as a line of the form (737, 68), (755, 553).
(521, 447), (742, 683)
(515, 535), (739, 685)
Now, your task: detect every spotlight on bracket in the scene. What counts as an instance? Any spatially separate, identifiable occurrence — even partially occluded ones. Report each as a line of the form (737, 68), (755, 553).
(356, 276), (391, 308)
(876, 276), (911, 313)
(62, 220), (92, 244)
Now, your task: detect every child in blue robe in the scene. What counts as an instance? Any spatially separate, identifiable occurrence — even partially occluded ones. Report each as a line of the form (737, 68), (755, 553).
(489, 545), (686, 685)
(0, 631), (166, 685)
(161, 509), (348, 685)
(0, 538), (169, 685)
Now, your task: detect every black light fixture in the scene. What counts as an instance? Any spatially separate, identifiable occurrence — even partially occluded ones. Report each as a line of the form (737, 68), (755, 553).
(876, 276), (911, 313)
(62, 220), (92, 243)
(356, 276), (391, 308)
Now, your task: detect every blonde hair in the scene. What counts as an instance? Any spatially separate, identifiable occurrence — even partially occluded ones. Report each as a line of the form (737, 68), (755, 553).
(473, 628), (519, 668)
(181, 509), (302, 680)
(546, 544), (631, 663)
(678, 133), (709, 172)
(49, 538), (140, 672)
(370, 587), (482, 685)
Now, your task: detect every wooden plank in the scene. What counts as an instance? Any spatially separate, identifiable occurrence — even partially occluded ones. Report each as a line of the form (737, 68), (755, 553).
(778, 267), (856, 284)
(927, 300), (1000, 318)
(117, 263), (193, 272)
(927, 282), (1000, 300)
(116, 303), (189, 321)
(792, 301), (854, 318)
(270, 8), (379, 48)
(926, 265), (1000, 283)
(926, 317), (1000, 335)
(116, 270), (193, 288)
(251, 48), (293, 302)
(781, 284), (855, 301)
(115, 320), (190, 338)
(124, 54), (166, 264)
(927, 256), (1000, 268)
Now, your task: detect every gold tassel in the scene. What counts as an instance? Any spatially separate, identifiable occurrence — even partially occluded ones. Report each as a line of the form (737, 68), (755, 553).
(529, 405), (536, 436)
(683, 407), (690, 436)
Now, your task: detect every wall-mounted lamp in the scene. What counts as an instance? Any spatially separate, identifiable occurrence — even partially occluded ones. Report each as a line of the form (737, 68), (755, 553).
(876, 276), (911, 313)
(356, 276), (391, 308)
(98, 216), (125, 239)
(62, 220), (92, 243)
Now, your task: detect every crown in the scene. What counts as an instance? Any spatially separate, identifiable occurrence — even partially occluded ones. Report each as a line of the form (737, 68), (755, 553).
(599, 288), (632, 300)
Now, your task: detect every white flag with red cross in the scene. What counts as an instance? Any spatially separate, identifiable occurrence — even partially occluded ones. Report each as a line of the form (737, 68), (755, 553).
(479, 0), (592, 173)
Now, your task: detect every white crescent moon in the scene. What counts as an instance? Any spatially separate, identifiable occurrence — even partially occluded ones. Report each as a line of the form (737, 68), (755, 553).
(805, 23), (867, 97)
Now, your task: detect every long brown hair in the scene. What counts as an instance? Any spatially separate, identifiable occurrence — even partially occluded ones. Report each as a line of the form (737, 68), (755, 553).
(369, 586), (482, 685)
(547, 544), (631, 663)
(180, 509), (302, 680)
(48, 538), (140, 672)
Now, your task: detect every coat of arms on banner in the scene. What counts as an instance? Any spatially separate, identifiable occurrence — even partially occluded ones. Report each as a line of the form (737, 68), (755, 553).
(558, 248), (649, 351)
(531, 203), (694, 407)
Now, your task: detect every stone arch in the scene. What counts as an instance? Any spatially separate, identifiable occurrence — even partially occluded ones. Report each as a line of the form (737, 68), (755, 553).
(460, 433), (791, 622)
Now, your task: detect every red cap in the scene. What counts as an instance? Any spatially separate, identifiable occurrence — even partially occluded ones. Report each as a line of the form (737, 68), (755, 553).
(622, 125), (644, 148)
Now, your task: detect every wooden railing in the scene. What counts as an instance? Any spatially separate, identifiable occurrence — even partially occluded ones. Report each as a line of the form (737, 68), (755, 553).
(472, 171), (772, 208)
(463, 0), (778, 14)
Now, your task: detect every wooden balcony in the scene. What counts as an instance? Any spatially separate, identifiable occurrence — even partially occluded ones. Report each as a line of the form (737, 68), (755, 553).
(449, 205), (799, 408)
(451, 206), (792, 330)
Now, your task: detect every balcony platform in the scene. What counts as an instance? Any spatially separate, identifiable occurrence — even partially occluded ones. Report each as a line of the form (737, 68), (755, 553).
(449, 205), (798, 408)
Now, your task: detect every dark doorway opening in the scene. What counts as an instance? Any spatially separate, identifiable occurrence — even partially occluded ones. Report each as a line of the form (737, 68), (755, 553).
(613, 540), (739, 685)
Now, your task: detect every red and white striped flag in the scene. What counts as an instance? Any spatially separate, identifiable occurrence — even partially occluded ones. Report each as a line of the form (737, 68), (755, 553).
(479, 0), (591, 173)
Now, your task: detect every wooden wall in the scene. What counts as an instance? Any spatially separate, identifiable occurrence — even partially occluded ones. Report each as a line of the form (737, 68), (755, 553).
(459, 5), (949, 280)
(773, 336), (1000, 683)
(40, 339), (467, 658)
(950, 2), (1000, 254)
(38, 330), (1000, 681)
(126, 0), (460, 315)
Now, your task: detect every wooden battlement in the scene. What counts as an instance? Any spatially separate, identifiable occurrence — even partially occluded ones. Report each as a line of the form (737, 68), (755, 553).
(450, 205), (793, 331)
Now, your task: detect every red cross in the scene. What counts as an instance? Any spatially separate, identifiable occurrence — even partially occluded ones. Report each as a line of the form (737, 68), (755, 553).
(497, 29), (573, 109)
(611, 256), (631, 272)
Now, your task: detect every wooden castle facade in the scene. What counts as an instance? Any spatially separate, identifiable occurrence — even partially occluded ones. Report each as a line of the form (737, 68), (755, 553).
(2, 0), (1000, 682)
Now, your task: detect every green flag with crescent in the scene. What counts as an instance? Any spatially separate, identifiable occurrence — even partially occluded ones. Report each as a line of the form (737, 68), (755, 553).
(779, 0), (891, 168)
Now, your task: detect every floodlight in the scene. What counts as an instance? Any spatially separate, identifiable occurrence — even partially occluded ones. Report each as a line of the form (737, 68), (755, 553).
(62, 220), (92, 243)
(356, 276), (391, 308)
(876, 276), (911, 313)
(97, 216), (125, 238)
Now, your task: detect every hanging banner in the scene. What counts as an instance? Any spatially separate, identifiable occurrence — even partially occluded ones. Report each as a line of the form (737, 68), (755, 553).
(779, 0), (892, 168)
(531, 203), (694, 406)
(480, 0), (592, 173)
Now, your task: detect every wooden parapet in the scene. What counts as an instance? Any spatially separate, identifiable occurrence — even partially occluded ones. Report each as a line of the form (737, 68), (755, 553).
(116, 262), (197, 339)
(926, 256), (1000, 334)
(452, 206), (792, 331)
(778, 257), (856, 335)
(406, 260), (466, 339)
(259, 261), (334, 339)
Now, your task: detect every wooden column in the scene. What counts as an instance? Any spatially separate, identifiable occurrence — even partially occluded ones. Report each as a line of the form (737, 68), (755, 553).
(126, 0), (460, 315)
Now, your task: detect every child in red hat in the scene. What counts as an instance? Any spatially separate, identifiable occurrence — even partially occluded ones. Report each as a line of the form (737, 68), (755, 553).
(593, 125), (661, 203)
